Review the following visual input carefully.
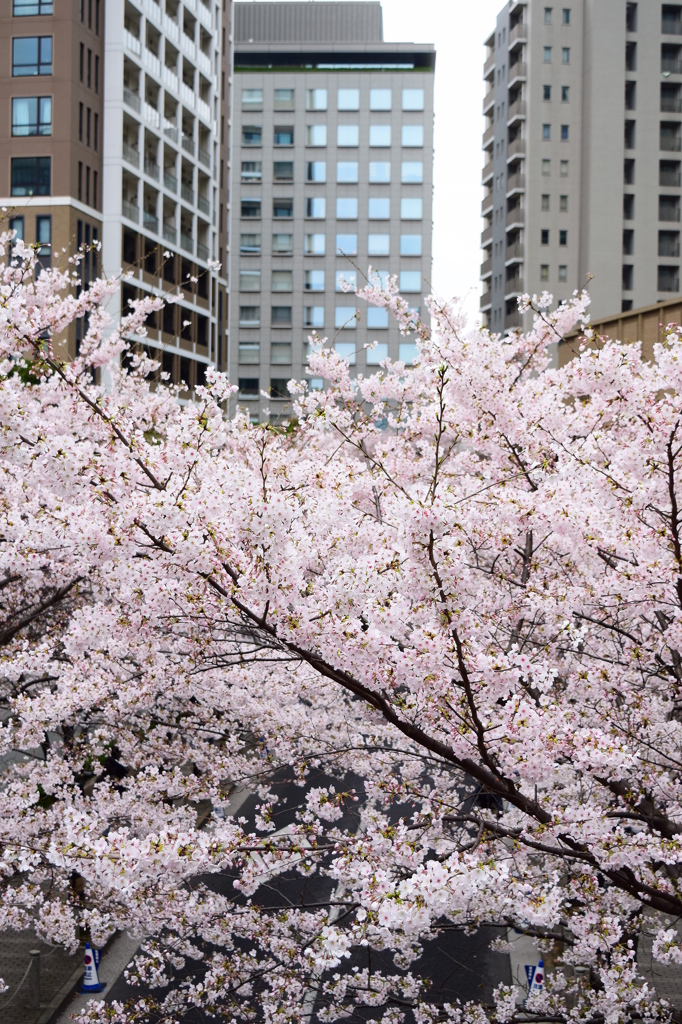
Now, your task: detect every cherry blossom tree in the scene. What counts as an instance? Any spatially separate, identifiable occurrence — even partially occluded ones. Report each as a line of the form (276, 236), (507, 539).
(2, 233), (682, 1024)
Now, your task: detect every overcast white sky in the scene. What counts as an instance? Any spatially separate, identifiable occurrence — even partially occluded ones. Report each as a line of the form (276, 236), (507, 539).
(244, 0), (502, 323)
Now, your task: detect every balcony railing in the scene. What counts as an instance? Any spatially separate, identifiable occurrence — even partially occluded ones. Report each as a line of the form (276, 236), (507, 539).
(181, 183), (194, 205)
(182, 33), (196, 61)
(659, 241), (681, 257)
(661, 134), (682, 151)
(481, 193), (493, 215)
(164, 171), (177, 192)
(143, 212), (159, 233)
(483, 52), (495, 78)
(660, 204), (681, 221)
(480, 258), (492, 279)
(197, 97), (211, 124)
(662, 95), (682, 112)
(196, 242), (210, 262)
(145, 0), (161, 25)
(181, 82), (195, 109)
(482, 124), (494, 148)
(163, 12), (179, 42)
(198, 147), (211, 169)
(481, 159), (494, 183)
(507, 138), (526, 160)
(482, 87), (494, 112)
(162, 223), (177, 244)
(164, 122), (179, 144)
(663, 18), (682, 34)
(122, 199), (139, 222)
(508, 22), (527, 48)
(143, 101), (160, 129)
(124, 87), (141, 113)
(508, 61), (527, 83)
(144, 159), (160, 180)
(197, 49), (212, 77)
(197, 195), (210, 216)
(661, 170), (682, 186)
(506, 206), (524, 227)
(180, 233), (194, 254)
(507, 99), (526, 123)
(163, 66), (179, 93)
(122, 142), (140, 167)
(506, 172), (525, 194)
(505, 311), (522, 330)
(182, 135), (195, 155)
(505, 242), (524, 262)
(479, 291), (492, 311)
(123, 28), (141, 55)
(144, 50), (161, 78)
(662, 57), (682, 74)
(481, 224), (493, 246)
(505, 276), (524, 296)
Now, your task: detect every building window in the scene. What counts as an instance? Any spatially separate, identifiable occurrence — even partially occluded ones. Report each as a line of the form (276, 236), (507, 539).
(399, 342), (419, 365)
(402, 125), (424, 147)
(401, 161), (423, 183)
(242, 126), (262, 146)
(13, 0), (53, 12)
(562, 86), (570, 102)
(559, 229), (568, 245)
(560, 194), (568, 211)
(306, 125), (327, 146)
(304, 270), (324, 292)
(272, 270), (293, 292)
(273, 198), (293, 218)
(238, 377), (259, 397)
(626, 3), (637, 32)
(273, 161), (294, 181)
(369, 161), (391, 183)
(335, 233), (358, 255)
(94, 54), (99, 92)
(271, 307), (292, 326)
(303, 233), (325, 255)
(78, 160), (82, 200)
(79, 43), (84, 81)
(11, 96), (51, 135)
(626, 40), (637, 71)
(94, 111), (98, 150)
(337, 88), (359, 111)
(337, 162), (359, 183)
(336, 197), (358, 219)
(540, 265), (550, 281)
(659, 230), (680, 257)
(79, 101), (83, 141)
(369, 124), (391, 147)
(541, 194), (550, 211)
(562, 47), (570, 64)
(273, 233), (294, 254)
(400, 234), (422, 256)
(337, 124), (359, 147)
(304, 306), (324, 327)
(239, 306), (260, 327)
(335, 309), (357, 331)
(86, 107), (91, 146)
(542, 124), (551, 140)
(400, 271), (421, 293)
(271, 343), (292, 365)
(366, 342), (388, 364)
(306, 161), (326, 182)
(241, 161), (262, 182)
(240, 233), (261, 254)
(541, 229), (550, 245)
(543, 46), (552, 63)
(561, 124), (570, 141)
(624, 193), (636, 219)
(10, 215), (25, 241)
(274, 126), (294, 146)
(34, 213), (52, 272)
(11, 155), (50, 195)
(560, 159), (569, 176)
(12, 36), (52, 76)
(367, 308), (389, 329)
(239, 270), (261, 292)
(242, 88), (263, 109)
(368, 233), (390, 255)
(335, 270), (357, 291)
(239, 343), (260, 364)
(660, 159), (680, 186)
(241, 199), (261, 219)
(562, 7), (571, 24)
(368, 197), (390, 219)
(274, 88), (294, 110)
(306, 197), (326, 218)
(370, 88), (391, 110)
(543, 85), (552, 101)
(401, 197), (423, 220)
(402, 88), (424, 111)
(87, 48), (91, 88)
(544, 6), (553, 23)
(542, 158), (551, 175)
(306, 88), (327, 110)
(558, 265), (568, 282)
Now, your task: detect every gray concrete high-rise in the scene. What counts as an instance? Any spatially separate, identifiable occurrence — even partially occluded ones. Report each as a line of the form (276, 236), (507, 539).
(230, 1), (435, 422)
(481, 0), (682, 332)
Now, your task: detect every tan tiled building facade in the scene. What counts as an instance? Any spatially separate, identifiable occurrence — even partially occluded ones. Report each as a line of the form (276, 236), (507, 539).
(0, 0), (232, 390)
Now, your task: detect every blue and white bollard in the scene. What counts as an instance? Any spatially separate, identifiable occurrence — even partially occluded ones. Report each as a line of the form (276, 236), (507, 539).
(79, 941), (105, 993)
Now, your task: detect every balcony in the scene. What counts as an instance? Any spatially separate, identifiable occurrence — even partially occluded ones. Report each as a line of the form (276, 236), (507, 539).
(181, 82), (195, 109)
(164, 171), (177, 192)
(508, 62), (527, 86)
(663, 16), (682, 34)
(182, 135), (195, 155)
(197, 195), (210, 216)
(162, 222), (177, 244)
(483, 124), (495, 148)
(122, 142), (140, 167)
(481, 224), (493, 246)
(122, 199), (139, 222)
(181, 233), (194, 254)
(164, 122), (179, 144)
(163, 66), (179, 93)
(197, 97), (211, 125)
(484, 52), (495, 79)
(480, 291), (492, 312)
(123, 28), (141, 56)
(143, 211), (159, 233)
(198, 146), (211, 169)
(661, 168), (682, 187)
(144, 0), (161, 25)
(181, 182), (195, 205)
(197, 49), (212, 77)
(481, 193), (493, 216)
(662, 57), (682, 74)
(144, 50), (161, 79)
(506, 207), (524, 228)
(507, 99), (526, 124)
(482, 159), (494, 184)
(505, 311), (522, 331)
(144, 158), (160, 180)
(197, 242), (210, 262)
(480, 258), (492, 279)
(506, 172), (525, 195)
(163, 12), (179, 42)
(483, 88), (494, 114)
(143, 101), (160, 129)
(505, 242), (524, 263)
(507, 138), (526, 161)
(661, 134), (682, 152)
(124, 87), (141, 113)
(505, 275), (524, 297)
(508, 22), (527, 49)
(662, 95), (682, 113)
(182, 33), (196, 61)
